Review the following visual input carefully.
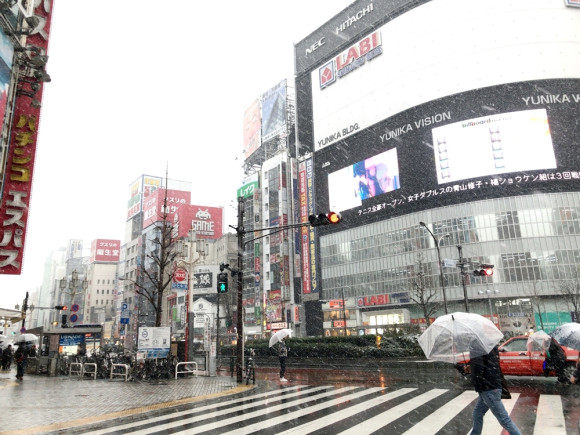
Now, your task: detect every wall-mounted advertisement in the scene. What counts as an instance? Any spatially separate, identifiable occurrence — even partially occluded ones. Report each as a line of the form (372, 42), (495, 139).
(0, 2), (53, 274)
(328, 148), (400, 213)
(303, 1), (578, 154)
(432, 109), (556, 184)
(142, 188), (191, 229)
(311, 79), (580, 228)
(174, 205), (223, 240)
(243, 99), (261, 159)
(127, 175), (162, 220)
(90, 239), (121, 263)
(261, 80), (287, 143)
(0, 31), (13, 139)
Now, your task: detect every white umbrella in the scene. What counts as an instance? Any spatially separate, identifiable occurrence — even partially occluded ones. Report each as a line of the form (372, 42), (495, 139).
(14, 333), (39, 344)
(418, 312), (504, 363)
(550, 322), (580, 351)
(527, 330), (551, 351)
(269, 328), (292, 347)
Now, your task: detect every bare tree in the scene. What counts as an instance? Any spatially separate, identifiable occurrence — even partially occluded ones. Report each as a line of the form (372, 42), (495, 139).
(129, 185), (179, 327)
(559, 274), (580, 323)
(408, 252), (439, 326)
(528, 281), (547, 330)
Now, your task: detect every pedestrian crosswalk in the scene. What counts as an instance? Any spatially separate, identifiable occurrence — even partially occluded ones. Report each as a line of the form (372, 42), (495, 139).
(78, 384), (571, 435)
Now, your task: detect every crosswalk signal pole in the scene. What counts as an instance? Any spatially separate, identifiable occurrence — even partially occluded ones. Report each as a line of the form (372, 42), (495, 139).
(236, 196), (245, 383)
(457, 245), (469, 312)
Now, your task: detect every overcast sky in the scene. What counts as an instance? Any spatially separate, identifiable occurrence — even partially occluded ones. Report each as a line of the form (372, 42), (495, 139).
(0, 1), (353, 310)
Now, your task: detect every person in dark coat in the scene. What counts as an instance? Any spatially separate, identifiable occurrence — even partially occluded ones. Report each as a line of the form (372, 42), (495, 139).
(544, 338), (568, 383)
(1, 344), (12, 370)
(469, 345), (521, 435)
(278, 336), (288, 382)
(14, 344), (28, 381)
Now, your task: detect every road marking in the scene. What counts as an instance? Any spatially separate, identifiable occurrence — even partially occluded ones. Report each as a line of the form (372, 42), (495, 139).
(277, 388), (415, 435)
(337, 389), (448, 435)
(534, 395), (566, 435)
(402, 390), (478, 434)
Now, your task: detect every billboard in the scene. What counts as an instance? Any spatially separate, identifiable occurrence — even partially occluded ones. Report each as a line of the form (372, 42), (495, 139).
(127, 175), (162, 220)
(312, 79), (580, 226)
(243, 99), (261, 159)
(0, 2), (54, 274)
(142, 188), (191, 229)
(174, 205), (223, 240)
(298, 0), (579, 154)
(260, 80), (287, 142)
(90, 239), (121, 263)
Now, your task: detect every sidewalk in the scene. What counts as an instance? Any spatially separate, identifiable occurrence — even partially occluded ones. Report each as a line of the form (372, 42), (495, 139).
(0, 367), (250, 434)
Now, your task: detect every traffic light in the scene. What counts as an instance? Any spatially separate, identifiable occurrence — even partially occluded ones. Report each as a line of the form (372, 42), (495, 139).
(473, 264), (494, 277)
(217, 272), (228, 293)
(54, 305), (68, 310)
(308, 211), (342, 227)
(61, 314), (68, 328)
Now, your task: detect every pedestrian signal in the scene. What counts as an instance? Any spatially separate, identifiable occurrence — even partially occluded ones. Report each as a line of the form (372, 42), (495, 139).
(217, 272), (228, 293)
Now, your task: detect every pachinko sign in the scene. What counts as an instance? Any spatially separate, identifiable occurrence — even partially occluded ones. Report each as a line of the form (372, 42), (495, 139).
(0, 1), (54, 274)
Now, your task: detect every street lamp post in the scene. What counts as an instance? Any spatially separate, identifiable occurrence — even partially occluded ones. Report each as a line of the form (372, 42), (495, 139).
(419, 222), (451, 314)
(59, 270), (88, 327)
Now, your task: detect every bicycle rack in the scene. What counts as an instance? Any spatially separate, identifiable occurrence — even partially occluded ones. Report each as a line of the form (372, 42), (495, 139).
(110, 364), (130, 381)
(69, 362), (83, 377)
(175, 361), (198, 379)
(82, 363), (97, 380)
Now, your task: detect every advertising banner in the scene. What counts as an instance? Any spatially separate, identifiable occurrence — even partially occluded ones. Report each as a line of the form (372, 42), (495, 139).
(174, 204), (223, 240)
(90, 239), (121, 263)
(313, 79), (580, 228)
(0, 1), (54, 274)
(261, 80), (287, 142)
(243, 99), (261, 159)
(142, 188), (190, 229)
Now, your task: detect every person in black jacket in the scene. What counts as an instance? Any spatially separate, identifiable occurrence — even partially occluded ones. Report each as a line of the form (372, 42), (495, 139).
(544, 338), (568, 383)
(14, 344), (28, 381)
(469, 344), (521, 435)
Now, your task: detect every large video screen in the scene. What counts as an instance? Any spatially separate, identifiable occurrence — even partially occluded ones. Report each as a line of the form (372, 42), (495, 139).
(312, 79), (580, 228)
(328, 148), (400, 213)
(432, 109), (556, 184)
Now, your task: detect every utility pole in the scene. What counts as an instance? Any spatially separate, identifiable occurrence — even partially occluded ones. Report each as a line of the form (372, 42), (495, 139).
(236, 196), (245, 383)
(457, 245), (469, 312)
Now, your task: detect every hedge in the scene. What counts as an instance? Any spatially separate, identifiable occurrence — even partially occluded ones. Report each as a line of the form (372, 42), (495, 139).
(218, 334), (423, 359)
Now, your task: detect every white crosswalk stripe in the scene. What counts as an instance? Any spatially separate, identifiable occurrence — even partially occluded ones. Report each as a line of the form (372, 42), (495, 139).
(78, 385), (571, 435)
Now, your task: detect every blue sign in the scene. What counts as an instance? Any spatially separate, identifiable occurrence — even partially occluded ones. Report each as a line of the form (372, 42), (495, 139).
(59, 334), (84, 346)
(122, 303), (128, 311)
(120, 318), (129, 324)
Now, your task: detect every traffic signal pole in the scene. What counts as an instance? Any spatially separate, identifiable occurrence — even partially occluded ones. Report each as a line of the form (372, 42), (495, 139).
(230, 198), (342, 383)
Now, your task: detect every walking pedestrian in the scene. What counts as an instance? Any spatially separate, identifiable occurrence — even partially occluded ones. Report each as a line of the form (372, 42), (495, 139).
(14, 344), (28, 381)
(278, 336), (288, 382)
(544, 338), (568, 383)
(469, 344), (521, 435)
(1, 344), (12, 370)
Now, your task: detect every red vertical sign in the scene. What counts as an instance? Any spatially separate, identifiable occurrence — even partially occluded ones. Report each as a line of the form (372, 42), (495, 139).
(0, 2), (54, 274)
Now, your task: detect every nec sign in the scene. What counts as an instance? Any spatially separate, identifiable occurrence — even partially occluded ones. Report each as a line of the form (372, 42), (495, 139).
(305, 37), (325, 56)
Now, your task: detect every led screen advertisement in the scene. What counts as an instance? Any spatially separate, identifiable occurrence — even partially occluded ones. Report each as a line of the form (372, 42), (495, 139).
(312, 79), (580, 227)
(261, 80), (287, 142)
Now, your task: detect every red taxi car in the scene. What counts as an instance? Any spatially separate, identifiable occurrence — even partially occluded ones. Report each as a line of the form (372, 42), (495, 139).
(498, 335), (578, 377)
(456, 335), (579, 377)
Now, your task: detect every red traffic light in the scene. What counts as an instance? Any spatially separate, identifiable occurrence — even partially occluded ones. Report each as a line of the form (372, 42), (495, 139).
(327, 211), (342, 224)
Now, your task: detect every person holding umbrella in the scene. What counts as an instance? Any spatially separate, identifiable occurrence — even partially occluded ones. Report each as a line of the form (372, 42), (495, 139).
(469, 343), (521, 435)
(269, 328), (292, 382)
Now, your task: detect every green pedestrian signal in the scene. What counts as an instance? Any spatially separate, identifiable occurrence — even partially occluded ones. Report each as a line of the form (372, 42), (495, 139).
(217, 272), (228, 293)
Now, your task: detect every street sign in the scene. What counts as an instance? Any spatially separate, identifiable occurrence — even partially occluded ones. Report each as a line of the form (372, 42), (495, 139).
(71, 304), (80, 312)
(120, 318), (129, 324)
(443, 259), (457, 268)
(70, 314), (78, 323)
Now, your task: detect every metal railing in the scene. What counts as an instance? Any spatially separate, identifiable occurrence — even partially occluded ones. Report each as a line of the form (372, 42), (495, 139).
(175, 361), (199, 379)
